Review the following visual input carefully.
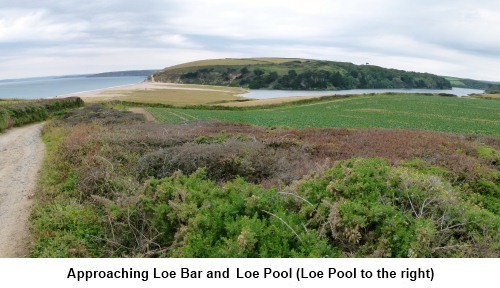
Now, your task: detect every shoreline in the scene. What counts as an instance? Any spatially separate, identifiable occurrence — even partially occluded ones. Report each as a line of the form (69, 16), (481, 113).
(53, 81), (146, 98)
(69, 82), (249, 101)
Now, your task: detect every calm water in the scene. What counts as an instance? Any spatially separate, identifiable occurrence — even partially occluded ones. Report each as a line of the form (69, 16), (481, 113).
(238, 87), (484, 99)
(0, 76), (146, 99)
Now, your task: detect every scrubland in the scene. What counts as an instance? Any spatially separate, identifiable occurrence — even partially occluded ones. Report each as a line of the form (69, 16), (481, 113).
(31, 104), (499, 257)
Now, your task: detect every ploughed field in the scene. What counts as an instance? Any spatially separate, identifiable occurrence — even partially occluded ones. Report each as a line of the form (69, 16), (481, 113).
(146, 94), (500, 136)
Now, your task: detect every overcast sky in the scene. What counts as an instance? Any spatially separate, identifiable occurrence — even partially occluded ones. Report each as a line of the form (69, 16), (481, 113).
(1, 0), (499, 81)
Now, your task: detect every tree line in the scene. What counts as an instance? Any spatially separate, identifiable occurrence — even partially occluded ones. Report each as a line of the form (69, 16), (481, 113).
(171, 61), (452, 90)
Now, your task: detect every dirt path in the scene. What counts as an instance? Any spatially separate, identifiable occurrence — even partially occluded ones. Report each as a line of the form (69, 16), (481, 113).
(0, 123), (45, 257)
(129, 107), (158, 122)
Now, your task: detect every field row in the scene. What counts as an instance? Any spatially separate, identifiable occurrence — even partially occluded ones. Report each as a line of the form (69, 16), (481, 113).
(146, 94), (500, 135)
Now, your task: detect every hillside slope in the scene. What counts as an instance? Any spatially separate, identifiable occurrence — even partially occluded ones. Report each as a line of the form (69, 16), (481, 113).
(444, 76), (497, 89)
(150, 58), (452, 90)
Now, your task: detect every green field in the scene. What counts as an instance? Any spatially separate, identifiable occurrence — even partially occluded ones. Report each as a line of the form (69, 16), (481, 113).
(166, 57), (307, 70)
(147, 94), (500, 135)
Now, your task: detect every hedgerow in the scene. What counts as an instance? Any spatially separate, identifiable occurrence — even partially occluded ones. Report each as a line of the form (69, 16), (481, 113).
(0, 97), (84, 132)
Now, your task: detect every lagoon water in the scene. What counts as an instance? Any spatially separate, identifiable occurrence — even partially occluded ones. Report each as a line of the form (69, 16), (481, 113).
(238, 87), (483, 99)
(0, 76), (146, 99)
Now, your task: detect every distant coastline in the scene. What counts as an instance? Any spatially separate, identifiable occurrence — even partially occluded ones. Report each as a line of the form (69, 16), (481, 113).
(0, 76), (146, 99)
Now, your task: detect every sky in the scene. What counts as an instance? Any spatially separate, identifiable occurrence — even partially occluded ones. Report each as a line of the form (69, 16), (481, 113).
(0, 0), (499, 81)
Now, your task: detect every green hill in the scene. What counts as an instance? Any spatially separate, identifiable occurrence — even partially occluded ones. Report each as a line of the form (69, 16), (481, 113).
(151, 58), (452, 90)
(444, 76), (496, 89)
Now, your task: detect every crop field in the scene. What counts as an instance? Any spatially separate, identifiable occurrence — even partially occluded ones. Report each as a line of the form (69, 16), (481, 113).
(147, 94), (500, 135)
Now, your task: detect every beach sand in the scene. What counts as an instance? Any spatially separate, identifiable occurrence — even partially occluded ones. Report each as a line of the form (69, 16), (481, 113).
(63, 82), (244, 99)
(61, 82), (327, 107)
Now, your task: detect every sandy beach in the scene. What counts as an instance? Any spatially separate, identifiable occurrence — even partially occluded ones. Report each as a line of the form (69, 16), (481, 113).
(59, 81), (332, 107)
(63, 82), (247, 100)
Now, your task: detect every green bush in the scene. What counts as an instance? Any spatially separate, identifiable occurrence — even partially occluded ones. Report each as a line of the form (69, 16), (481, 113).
(0, 97), (84, 131)
(291, 158), (499, 257)
(0, 107), (9, 132)
(124, 170), (337, 257)
(30, 201), (105, 257)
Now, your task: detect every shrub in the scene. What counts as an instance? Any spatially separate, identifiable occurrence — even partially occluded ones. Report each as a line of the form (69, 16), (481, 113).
(290, 158), (499, 257)
(0, 107), (9, 132)
(61, 104), (145, 125)
(32, 105), (499, 258)
(0, 97), (84, 131)
(137, 140), (279, 183)
(129, 170), (337, 257)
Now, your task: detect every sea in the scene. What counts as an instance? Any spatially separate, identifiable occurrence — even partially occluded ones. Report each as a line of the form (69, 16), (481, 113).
(0, 76), (147, 99)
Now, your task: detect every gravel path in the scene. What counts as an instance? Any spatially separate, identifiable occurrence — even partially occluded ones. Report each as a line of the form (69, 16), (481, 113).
(0, 123), (45, 257)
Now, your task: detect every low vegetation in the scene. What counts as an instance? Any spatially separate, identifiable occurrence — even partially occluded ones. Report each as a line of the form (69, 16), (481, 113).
(146, 94), (500, 136)
(469, 93), (500, 101)
(31, 105), (499, 257)
(485, 84), (500, 94)
(0, 97), (84, 132)
(152, 58), (452, 90)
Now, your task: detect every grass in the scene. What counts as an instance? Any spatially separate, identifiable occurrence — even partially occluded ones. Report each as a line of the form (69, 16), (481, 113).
(0, 99), (29, 105)
(166, 58), (307, 70)
(83, 86), (247, 106)
(146, 94), (500, 136)
(444, 77), (466, 87)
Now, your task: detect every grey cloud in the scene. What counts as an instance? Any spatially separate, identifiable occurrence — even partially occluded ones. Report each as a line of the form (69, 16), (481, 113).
(0, 0), (499, 80)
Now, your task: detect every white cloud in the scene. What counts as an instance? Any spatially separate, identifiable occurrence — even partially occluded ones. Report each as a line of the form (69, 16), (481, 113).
(156, 34), (201, 48)
(0, 9), (88, 42)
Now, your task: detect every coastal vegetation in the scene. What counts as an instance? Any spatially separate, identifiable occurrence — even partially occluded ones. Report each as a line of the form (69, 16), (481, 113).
(468, 85), (500, 101)
(151, 58), (452, 90)
(0, 97), (84, 132)
(31, 104), (499, 257)
(485, 84), (500, 94)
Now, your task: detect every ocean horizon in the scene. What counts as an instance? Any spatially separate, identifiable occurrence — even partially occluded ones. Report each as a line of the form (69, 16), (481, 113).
(0, 76), (146, 99)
